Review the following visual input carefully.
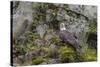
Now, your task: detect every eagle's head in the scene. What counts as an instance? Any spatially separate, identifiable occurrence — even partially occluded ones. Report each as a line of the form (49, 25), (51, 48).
(60, 23), (66, 31)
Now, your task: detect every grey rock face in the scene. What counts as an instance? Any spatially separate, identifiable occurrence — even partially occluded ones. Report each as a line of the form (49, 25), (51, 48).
(68, 5), (97, 19)
(46, 9), (55, 22)
(12, 1), (33, 37)
(49, 59), (57, 64)
(12, 2), (97, 40)
(12, 2), (97, 65)
(49, 44), (58, 49)
(36, 24), (47, 38)
(57, 8), (68, 21)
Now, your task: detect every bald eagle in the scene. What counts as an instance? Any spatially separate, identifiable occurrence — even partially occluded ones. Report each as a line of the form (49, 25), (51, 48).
(59, 23), (81, 52)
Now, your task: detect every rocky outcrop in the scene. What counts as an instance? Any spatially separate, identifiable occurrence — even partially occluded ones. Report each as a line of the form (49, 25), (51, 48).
(12, 1), (33, 37)
(11, 1), (97, 66)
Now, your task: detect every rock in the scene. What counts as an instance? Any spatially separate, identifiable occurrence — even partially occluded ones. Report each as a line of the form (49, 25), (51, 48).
(25, 49), (47, 61)
(36, 24), (47, 38)
(34, 39), (43, 47)
(87, 33), (97, 49)
(12, 1), (33, 38)
(40, 62), (47, 65)
(49, 59), (57, 64)
(47, 48), (59, 58)
(34, 39), (49, 47)
(45, 33), (53, 40)
(59, 47), (76, 63)
(49, 44), (58, 49)
(17, 55), (25, 64)
(12, 1), (97, 65)
(46, 9), (55, 22)
(57, 8), (68, 21)
(25, 51), (37, 61)
(68, 5), (97, 19)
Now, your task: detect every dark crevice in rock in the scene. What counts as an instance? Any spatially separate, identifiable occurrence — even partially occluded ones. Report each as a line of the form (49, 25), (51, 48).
(87, 33), (97, 49)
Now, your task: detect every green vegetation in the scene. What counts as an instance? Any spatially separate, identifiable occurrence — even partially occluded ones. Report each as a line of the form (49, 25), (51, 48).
(30, 58), (46, 65)
(12, 1), (97, 66)
(88, 20), (97, 33)
(80, 49), (97, 61)
(47, 48), (58, 58)
(59, 46), (77, 63)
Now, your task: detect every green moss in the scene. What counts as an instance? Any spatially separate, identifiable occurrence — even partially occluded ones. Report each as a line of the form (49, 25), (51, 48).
(30, 58), (45, 65)
(88, 20), (97, 33)
(42, 47), (49, 51)
(30, 46), (38, 51)
(59, 47), (77, 63)
(47, 48), (58, 58)
(50, 37), (58, 43)
(60, 47), (75, 53)
(80, 49), (97, 61)
(50, 36), (61, 46)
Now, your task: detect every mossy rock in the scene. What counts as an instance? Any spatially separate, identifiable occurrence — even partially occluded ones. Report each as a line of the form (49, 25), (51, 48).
(30, 58), (46, 65)
(47, 48), (59, 58)
(30, 46), (38, 51)
(88, 20), (97, 33)
(42, 47), (49, 51)
(80, 49), (97, 61)
(59, 46), (77, 63)
(50, 36), (64, 47)
(50, 36), (59, 43)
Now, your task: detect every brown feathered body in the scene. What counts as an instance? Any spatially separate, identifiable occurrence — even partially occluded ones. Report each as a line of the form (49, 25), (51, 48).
(59, 30), (81, 52)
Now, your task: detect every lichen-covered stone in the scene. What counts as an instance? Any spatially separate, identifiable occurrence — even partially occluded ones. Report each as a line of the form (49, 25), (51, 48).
(12, 1), (97, 65)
